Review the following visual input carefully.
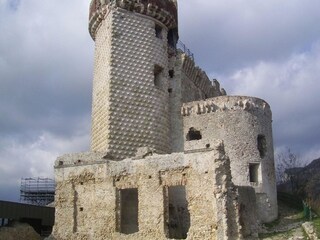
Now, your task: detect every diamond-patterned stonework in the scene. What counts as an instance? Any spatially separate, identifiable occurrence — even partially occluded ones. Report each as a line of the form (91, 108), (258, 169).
(91, 8), (170, 159)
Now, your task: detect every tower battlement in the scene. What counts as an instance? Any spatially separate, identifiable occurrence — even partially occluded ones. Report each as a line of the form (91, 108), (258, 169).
(180, 52), (226, 98)
(182, 96), (271, 117)
(89, 0), (177, 40)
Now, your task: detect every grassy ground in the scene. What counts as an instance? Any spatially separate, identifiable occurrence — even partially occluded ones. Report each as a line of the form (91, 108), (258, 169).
(259, 200), (306, 239)
(259, 228), (305, 239)
(258, 200), (320, 239)
(312, 217), (320, 237)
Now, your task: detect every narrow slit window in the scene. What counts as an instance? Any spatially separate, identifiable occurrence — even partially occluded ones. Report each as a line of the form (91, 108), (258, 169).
(117, 188), (139, 234)
(257, 135), (267, 158)
(169, 70), (174, 78)
(154, 65), (163, 88)
(186, 127), (202, 141)
(164, 186), (190, 239)
(249, 163), (260, 183)
(167, 29), (178, 48)
(155, 25), (163, 39)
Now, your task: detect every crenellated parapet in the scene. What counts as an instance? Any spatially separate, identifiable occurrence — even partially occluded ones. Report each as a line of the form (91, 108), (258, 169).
(89, 0), (177, 40)
(181, 96), (271, 117)
(181, 53), (226, 98)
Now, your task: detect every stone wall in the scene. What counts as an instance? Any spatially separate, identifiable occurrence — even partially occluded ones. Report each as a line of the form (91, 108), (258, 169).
(53, 141), (243, 240)
(90, 8), (171, 159)
(168, 52), (226, 153)
(180, 53), (226, 102)
(168, 53), (184, 153)
(182, 96), (278, 222)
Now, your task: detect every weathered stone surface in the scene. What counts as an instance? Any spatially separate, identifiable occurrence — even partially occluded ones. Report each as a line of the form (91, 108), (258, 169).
(302, 222), (318, 240)
(53, 141), (244, 240)
(52, 0), (278, 239)
(182, 96), (278, 222)
(90, 8), (171, 159)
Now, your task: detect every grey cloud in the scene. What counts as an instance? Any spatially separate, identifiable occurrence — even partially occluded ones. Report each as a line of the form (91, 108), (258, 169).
(0, 0), (93, 140)
(226, 42), (320, 161)
(0, 0), (92, 200)
(176, 0), (320, 162)
(1, 0), (320, 201)
(178, 0), (320, 74)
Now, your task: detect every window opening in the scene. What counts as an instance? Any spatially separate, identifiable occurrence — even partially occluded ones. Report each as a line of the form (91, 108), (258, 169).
(186, 127), (202, 141)
(257, 135), (267, 158)
(169, 70), (174, 78)
(164, 186), (190, 239)
(249, 163), (260, 183)
(155, 25), (163, 39)
(117, 188), (139, 234)
(154, 65), (163, 88)
(167, 29), (178, 48)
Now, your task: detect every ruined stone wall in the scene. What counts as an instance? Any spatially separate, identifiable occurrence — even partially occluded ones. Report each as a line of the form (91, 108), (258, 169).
(53, 141), (243, 240)
(90, 7), (171, 159)
(180, 53), (225, 103)
(168, 52), (226, 153)
(182, 96), (278, 222)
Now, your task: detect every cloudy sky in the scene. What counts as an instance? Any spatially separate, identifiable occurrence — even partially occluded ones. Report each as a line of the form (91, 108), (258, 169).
(0, 0), (320, 202)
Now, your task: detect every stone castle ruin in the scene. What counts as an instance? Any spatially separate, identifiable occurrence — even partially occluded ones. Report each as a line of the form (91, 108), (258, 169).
(52, 0), (278, 239)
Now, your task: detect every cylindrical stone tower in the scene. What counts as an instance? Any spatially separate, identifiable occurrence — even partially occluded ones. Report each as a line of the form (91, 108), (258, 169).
(182, 96), (278, 222)
(88, 0), (178, 159)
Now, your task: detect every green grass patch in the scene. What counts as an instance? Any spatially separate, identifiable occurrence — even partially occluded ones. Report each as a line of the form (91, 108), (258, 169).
(313, 217), (320, 237)
(258, 229), (298, 239)
(263, 217), (281, 229)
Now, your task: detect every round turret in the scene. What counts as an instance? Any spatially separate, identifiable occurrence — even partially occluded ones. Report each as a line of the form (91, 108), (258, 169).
(182, 96), (278, 222)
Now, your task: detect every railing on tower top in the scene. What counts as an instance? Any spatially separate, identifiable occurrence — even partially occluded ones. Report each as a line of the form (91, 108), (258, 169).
(177, 40), (194, 61)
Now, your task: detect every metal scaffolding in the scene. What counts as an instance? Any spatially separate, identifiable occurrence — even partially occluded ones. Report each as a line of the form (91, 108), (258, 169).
(20, 177), (55, 206)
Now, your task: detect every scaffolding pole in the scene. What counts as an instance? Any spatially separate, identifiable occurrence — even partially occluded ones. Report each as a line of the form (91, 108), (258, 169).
(20, 177), (55, 206)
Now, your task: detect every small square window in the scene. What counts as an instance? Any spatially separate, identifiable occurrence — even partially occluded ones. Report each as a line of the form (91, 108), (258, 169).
(186, 127), (202, 141)
(249, 163), (260, 183)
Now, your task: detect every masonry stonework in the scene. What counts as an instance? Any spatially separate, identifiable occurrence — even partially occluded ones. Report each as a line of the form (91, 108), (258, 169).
(91, 7), (171, 158)
(53, 142), (245, 240)
(52, 0), (278, 239)
(182, 96), (277, 222)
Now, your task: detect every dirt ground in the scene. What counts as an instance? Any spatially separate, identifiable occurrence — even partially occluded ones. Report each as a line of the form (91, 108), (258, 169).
(0, 222), (41, 240)
(259, 200), (307, 240)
